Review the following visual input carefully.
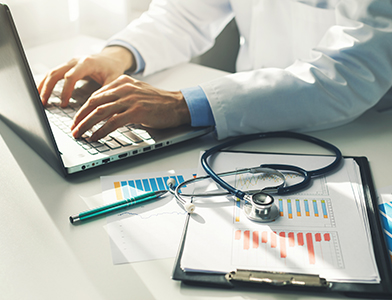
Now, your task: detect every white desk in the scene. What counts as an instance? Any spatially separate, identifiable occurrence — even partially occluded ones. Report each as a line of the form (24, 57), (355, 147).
(1, 36), (391, 300)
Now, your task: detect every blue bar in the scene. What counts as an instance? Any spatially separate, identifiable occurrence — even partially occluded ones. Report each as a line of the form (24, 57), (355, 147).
(128, 180), (137, 197)
(121, 181), (130, 199)
(156, 177), (165, 190)
(380, 205), (392, 235)
(142, 179), (151, 192)
(313, 200), (319, 216)
(287, 200), (292, 215)
(279, 199), (283, 215)
(177, 175), (186, 187)
(135, 179), (143, 192)
(295, 199), (301, 215)
(304, 199), (310, 216)
(380, 203), (392, 217)
(380, 213), (392, 249)
(149, 178), (158, 191)
(321, 200), (328, 217)
(163, 176), (170, 189)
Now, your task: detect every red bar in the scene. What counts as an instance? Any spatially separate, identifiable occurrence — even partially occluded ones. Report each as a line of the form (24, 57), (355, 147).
(279, 232), (287, 258)
(288, 232), (295, 247)
(261, 231), (268, 243)
(271, 232), (277, 248)
(297, 233), (304, 246)
(235, 230), (241, 240)
(315, 233), (322, 242)
(306, 233), (316, 265)
(252, 231), (259, 248)
(244, 230), (250, 250)
(324, 233), (331, 241)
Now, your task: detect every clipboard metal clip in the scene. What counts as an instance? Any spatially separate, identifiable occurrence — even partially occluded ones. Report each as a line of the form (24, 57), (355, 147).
(225, 269), (329, 288)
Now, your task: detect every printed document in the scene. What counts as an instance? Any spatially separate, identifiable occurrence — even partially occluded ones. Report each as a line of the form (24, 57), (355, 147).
(180, 152), (379, 283)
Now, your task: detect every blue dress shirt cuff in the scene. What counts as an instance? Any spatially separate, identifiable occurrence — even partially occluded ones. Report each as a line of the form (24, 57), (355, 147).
(106, 39), (146, 74)
(181, 86), (216, 127)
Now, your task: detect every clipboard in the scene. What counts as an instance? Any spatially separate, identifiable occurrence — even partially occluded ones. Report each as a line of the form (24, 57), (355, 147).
(172, 155), (392, 298)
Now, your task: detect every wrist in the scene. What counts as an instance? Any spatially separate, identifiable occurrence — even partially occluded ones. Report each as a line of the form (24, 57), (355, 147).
(101, 46), (136, 73)
(172, 91), (191, 126)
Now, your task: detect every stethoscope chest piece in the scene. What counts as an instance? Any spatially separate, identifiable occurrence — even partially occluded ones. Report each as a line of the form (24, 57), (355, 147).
(243, 192), (279, 222)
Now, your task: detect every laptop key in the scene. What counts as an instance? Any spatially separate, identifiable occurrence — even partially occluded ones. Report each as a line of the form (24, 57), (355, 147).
(122, 131), (143, 143)
(96, 145), (110, 152)
(104, 139), (121, 149)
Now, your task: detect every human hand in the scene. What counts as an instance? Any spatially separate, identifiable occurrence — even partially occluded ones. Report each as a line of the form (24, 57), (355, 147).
(70, 75), (191, 141)
(38, 46), (135, 107)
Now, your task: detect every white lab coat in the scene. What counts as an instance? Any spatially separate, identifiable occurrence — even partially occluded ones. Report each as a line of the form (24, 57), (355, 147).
(109, 0), (392, 140)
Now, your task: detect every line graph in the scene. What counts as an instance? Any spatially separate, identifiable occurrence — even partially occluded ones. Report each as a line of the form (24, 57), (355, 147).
(118, 210), (186, 219)
(235, 172), (329, 196)
(101, 169), (196, 264)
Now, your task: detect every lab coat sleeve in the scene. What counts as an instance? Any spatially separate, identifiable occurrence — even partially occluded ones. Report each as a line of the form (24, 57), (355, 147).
(201, 0), (392, 139)
(107, 0), (234, 76)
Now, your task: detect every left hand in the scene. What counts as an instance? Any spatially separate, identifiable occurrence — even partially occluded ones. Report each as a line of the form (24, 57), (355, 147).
(71, 75), (191, 141)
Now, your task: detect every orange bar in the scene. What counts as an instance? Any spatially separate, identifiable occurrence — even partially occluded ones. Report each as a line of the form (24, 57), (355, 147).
(114, 182), (123, 200)
(235, 230), (242, 240)
(271, 232), (277, 248)
(315, 233), (322, 242)
(279, 232), (287, 258)
(261, 231), (268, 243)
(244, 230), (250, 250)
(288, 232), (295, 247)
(324, 233), (331, 241)
(252, 231), (259, 248)
(306, 233), (316, 265)
(297, 233), (304, 246)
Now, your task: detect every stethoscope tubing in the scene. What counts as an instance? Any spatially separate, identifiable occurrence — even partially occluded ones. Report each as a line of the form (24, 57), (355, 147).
(201, 131), (342, 200)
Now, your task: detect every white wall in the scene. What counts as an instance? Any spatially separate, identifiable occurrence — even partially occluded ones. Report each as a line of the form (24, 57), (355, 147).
(3, 0), (238, 72)
(3, 0), (152, 48)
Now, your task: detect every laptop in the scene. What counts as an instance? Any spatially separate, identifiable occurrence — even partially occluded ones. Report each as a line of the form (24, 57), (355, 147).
(0, 4), (212, 176)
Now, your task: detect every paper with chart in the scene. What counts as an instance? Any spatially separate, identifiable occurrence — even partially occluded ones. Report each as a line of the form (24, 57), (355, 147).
(180, 152), (379, 283)
(101, 169), (195, 264)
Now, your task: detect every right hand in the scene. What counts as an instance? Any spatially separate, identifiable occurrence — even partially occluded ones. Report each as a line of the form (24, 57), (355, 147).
(38, 46), (135, 107)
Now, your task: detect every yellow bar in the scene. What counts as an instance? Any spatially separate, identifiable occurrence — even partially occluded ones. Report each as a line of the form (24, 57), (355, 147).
(114, 182), (123, 200)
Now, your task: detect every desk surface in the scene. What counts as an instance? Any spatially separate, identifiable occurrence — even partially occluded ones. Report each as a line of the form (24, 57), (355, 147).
(1, 36), (391, 300)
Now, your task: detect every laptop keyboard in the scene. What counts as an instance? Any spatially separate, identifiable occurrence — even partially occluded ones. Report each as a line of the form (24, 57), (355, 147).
(45, 84), (154, 155)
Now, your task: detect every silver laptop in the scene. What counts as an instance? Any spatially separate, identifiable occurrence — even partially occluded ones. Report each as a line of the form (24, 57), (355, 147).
(0, 4), (212, 176)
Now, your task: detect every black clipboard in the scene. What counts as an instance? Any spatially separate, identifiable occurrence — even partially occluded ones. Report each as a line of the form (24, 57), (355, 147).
(172, 155), (392, 298)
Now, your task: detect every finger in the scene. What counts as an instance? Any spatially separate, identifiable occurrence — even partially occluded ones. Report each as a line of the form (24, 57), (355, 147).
(38, 63), (77, 105)
(71, 102), (118, 139)
(89, 113), (129, 141)
(60, 61), (95, 108)
(71, 89), (120, 130)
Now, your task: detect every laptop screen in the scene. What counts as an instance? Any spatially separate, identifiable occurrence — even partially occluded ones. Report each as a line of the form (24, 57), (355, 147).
(0, 5), (66, 176)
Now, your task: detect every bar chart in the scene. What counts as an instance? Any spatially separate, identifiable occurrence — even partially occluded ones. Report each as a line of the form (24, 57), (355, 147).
(234, 197), (335, 227)
(113, 175), (189, 200)
(232, 229), (343, 270)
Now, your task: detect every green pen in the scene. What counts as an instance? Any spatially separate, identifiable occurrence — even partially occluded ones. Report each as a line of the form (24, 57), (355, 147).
(70, 190), (167, 224)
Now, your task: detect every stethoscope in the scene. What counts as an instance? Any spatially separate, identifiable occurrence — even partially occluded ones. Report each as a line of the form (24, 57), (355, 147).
(167, 131), (342, 223)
